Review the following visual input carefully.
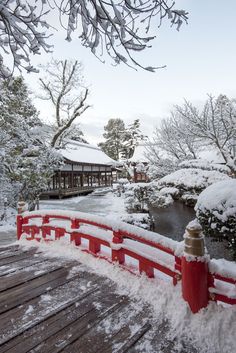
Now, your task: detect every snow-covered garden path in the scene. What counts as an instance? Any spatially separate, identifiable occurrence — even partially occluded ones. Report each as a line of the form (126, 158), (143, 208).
(40, 190), (127, 217)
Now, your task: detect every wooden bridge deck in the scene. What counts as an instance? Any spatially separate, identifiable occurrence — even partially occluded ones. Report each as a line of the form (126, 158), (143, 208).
(0, 245), (193, 353)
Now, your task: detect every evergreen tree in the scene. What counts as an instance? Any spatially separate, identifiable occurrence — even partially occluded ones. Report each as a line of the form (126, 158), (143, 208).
(122, 119), (147, 158)
(0, 77), (61, 210)
(99, 118), (146, 160)
(98, 119), (126, 160)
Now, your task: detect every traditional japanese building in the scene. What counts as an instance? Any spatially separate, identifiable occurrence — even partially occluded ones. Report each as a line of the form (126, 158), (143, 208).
(126, 144), (149, 183)
(41, 141), (116, 199)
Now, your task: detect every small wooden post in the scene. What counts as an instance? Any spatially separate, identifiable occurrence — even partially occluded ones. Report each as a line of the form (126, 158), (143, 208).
(181, 220), (209, 313)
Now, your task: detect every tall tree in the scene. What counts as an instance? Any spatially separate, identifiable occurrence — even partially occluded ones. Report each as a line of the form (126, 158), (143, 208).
(122, 119), (147, 158)
(0, 77), (61, 209)
(98, 119), (126, 160)
(39, 59), (90, 148)
(176, 95), (236, 175)
(0, 1), (188, 78)
(150, 112), (199, 161)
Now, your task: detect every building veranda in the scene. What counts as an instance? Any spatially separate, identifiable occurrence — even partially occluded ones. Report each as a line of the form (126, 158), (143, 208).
(41, 141), (116, 199)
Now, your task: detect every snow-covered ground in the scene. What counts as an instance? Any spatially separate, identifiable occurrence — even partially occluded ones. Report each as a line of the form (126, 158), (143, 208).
(0, 191), (128, 245)
(40, 191), (127, 217)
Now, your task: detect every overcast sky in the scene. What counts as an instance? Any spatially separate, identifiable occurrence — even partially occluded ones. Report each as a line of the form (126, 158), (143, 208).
(23, 0), (236, 145)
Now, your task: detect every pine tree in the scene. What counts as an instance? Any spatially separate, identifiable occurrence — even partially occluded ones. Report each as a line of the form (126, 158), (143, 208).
(122, 119), (147, 158)
(98, 119), (126, 160)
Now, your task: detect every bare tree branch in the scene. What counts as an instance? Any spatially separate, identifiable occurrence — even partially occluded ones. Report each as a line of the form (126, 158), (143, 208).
(39, 58), (90, 147)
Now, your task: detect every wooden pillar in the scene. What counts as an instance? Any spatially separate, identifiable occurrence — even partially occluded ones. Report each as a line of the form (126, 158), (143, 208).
(71, 164), (74, 189)
(58, 171), (62, 198)
(110, 171), (113, 186)
(91, 166), (93, 187)
(105, 170), (107, 186)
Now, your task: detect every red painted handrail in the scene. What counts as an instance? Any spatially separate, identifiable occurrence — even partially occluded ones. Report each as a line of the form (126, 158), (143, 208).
(17, 211), (236, 309)
(17, 211), (180, 285)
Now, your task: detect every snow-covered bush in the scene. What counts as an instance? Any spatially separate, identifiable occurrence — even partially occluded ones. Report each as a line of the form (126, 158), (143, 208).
(195, 180), (236, 260)
(179, 159), (230, 174)
(147, 184), (179, 208)
(120, 213), (153, 230)
(113, 178), (130, 196)
(124, 183), (149, 213)
(147, 168), (230, 209)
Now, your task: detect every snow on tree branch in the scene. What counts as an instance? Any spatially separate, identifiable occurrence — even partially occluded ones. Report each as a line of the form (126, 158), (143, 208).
(0, 1), (188, 77)
(0, 0), (52, 78)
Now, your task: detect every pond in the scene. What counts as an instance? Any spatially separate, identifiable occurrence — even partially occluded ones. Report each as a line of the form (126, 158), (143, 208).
(149, 201), (232, 261)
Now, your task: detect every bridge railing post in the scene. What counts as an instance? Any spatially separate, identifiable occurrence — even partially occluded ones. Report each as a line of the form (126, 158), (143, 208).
(181, 220), (209, 313)
(71, 218), (81, 245)
(111, 230), (124, 264)
(16, 214), (23, 240)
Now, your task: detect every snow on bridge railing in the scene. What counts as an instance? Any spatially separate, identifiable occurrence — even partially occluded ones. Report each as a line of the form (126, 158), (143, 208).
(17, 209), (182, 286)
(16, 210), (236, 313)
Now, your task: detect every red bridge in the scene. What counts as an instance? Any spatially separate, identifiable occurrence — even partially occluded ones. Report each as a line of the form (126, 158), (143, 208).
(0, 210), (235, 352)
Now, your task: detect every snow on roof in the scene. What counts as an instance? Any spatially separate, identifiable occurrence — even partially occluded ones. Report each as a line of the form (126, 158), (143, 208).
(59, 140), (116, 165)
(129, 144), (149, 163)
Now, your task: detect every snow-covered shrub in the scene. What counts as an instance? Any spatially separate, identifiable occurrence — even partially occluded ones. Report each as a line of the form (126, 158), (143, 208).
(114, 178), (130, 196)
(124, 183), (149, 213)
(181, 193), (198, 207)
(158, 168), (230, 193)
(148, 184), (179, 208)
(195, 180), (236, 260)
(179, 159), (230, 174)
(147, 168), (230, 209)
(120, 213), (153, 230)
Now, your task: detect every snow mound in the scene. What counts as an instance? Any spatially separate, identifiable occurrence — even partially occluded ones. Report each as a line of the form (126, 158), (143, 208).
(179, 159), (230, 174)
(158, 168), (229, 191)
(196, 179), (236, 215)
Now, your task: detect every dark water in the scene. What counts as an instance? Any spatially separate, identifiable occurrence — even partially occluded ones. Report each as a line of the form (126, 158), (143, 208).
(150, 201), (232, 260)
(150, 201), (195, 241)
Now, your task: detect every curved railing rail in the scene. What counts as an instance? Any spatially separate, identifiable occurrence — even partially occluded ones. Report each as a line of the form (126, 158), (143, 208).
(17, 210), (236, 312)
(17, 210), (182, 285)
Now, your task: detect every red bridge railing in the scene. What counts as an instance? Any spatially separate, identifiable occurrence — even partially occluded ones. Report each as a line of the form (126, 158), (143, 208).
(16, 210), (236, 313)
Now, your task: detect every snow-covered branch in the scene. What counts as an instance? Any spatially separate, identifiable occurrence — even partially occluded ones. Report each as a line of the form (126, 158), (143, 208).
(0, 1), (188, 76)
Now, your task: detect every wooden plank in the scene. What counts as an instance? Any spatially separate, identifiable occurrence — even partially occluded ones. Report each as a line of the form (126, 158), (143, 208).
(30, 297), (129, 353)
(0, 264), (79, 314)
(0, 247), (27, 260)
(0, 259), (71, 292)
(0, 248), (39, 267)
(0, 288), (99, 353)
(0, 245), (19, 253)
(126, 321), (198, 353)
(61, 302), (150, 353)
(0, 256), (47, 277)
(0, 270), (102, 345)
